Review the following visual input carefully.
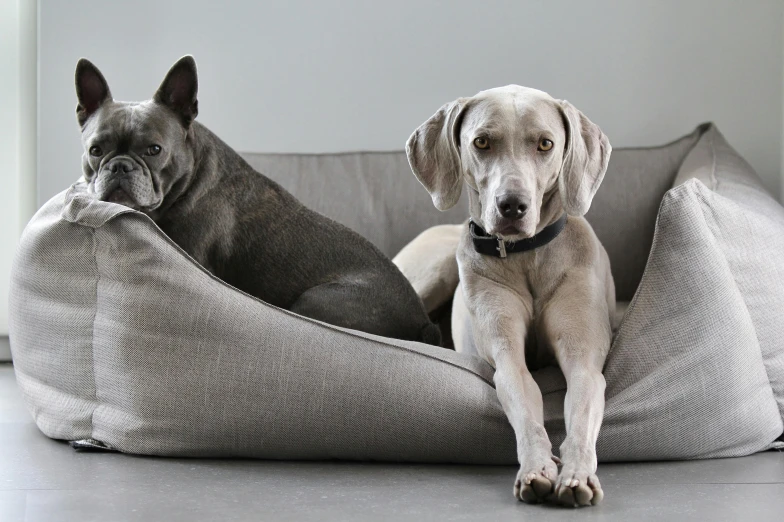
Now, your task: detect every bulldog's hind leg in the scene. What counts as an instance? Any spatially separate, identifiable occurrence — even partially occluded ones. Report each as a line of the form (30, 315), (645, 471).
(290, 279), (438, 344)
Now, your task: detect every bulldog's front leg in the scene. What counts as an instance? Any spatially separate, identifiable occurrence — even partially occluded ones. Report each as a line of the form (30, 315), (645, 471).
(463, 275), (558, 504)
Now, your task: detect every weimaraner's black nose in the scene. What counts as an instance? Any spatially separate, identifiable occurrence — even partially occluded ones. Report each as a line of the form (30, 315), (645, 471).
(496, 194), (528, 219)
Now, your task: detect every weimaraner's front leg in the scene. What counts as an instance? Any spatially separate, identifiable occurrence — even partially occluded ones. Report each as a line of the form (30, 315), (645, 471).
(540, 272), (612, 507)
(463, 276), (558, 503)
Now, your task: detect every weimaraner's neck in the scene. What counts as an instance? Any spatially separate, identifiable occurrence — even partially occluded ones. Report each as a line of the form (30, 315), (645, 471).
(466, 183), (565, 237)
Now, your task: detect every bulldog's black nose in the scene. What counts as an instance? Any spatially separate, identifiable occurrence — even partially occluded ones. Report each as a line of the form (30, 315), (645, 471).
(496, 194), (528, 219)
(109, 158), (136, 174)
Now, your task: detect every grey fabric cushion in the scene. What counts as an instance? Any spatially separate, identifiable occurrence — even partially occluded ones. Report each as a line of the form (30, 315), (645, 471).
(671, 125), (784, 423)
(9, 123), (784, 462)
(598, 176), (783, 458)
(242, 152), (469, 260)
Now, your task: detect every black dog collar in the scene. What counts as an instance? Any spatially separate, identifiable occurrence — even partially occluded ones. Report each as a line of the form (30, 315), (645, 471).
(469, 214), (568, 258)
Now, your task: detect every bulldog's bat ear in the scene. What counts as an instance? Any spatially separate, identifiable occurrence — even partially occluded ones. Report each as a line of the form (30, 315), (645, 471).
(75, 59), (112, 127)
(154, 55), (199, 127)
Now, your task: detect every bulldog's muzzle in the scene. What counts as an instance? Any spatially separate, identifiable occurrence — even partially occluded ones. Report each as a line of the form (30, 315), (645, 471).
(94, 156), (152, 207)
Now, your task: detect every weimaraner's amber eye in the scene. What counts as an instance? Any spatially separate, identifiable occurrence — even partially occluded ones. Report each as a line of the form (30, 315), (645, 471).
(473, 137), (490, 150)
(538, 138), (554, 152)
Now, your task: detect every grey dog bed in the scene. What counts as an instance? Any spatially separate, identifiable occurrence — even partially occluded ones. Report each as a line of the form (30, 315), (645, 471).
(9, 123), (784, 462)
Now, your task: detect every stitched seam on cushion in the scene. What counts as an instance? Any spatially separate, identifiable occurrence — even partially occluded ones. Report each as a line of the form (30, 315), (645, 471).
(708, 129), (718, 191)
(693, 185), (781, 421)
(88, 226), (100, 442)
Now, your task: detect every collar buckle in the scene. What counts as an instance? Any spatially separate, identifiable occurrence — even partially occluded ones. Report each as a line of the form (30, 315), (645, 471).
(497, 238), (507, 258)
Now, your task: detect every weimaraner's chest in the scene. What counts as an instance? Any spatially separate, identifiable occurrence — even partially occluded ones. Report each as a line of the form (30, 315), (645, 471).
(457, 240), (565, 368)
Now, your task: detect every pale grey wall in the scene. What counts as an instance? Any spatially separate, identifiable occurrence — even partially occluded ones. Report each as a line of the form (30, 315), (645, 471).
(2, 0), (37, 339)
(38, 0), (784, 204)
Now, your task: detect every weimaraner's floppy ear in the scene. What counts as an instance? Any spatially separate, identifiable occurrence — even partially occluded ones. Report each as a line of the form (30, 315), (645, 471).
(75, 59), (113, 127)
(406, 99), (469, 211)
(557, 101), (612, 216)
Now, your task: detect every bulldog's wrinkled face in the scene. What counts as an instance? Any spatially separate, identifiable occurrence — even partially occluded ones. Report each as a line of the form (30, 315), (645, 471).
(80, 101), (192, 210)
(75, 56), (199, 213)
(458, 88), (567, 240)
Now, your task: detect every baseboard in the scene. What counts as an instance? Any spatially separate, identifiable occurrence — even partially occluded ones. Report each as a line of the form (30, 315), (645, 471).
(0, 336), (11, 362)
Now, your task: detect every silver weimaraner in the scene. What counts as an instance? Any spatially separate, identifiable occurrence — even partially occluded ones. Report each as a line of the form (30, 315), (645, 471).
(396, 85), (614, 507)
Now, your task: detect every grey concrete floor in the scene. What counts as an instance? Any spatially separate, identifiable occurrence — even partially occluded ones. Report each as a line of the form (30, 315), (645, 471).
(2, 364), (783, 521)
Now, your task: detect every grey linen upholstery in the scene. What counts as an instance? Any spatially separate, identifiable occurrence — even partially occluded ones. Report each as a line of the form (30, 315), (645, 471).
(9, 123), (784, 462)
(242, 151), (470, 259)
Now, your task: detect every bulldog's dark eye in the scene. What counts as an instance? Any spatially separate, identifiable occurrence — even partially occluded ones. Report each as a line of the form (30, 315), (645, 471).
(473, 137), (490, 150)
(89, 146), (102, 157)
(147, 145), (162, 156)
(538, 138), (554, 152)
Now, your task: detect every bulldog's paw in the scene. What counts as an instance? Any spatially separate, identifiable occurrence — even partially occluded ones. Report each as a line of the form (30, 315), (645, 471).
(514, 455), (559, 504)
(554, 466), (603, 507)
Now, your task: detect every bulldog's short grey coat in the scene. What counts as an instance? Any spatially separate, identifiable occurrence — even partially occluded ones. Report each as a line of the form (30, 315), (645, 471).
(75, 56), (439, 345)
(399, 86), (614, 506)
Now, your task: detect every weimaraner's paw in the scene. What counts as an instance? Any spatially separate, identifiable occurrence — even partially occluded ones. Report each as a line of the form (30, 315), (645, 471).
(554, 467), (603, 507)
(514, 456), (559, 504)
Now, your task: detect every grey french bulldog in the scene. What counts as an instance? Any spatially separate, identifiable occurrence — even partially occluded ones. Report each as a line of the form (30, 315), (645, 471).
(75, 55), (440, 345)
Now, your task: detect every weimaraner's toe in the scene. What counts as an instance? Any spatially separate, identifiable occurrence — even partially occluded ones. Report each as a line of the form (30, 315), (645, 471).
(554, 469), (603, 507)
(514, 457), (558, 504)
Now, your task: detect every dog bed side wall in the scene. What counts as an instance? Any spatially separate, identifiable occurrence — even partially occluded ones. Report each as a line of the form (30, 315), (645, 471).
(9, 191), (99, 441)
(10, 183), (520, 464)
